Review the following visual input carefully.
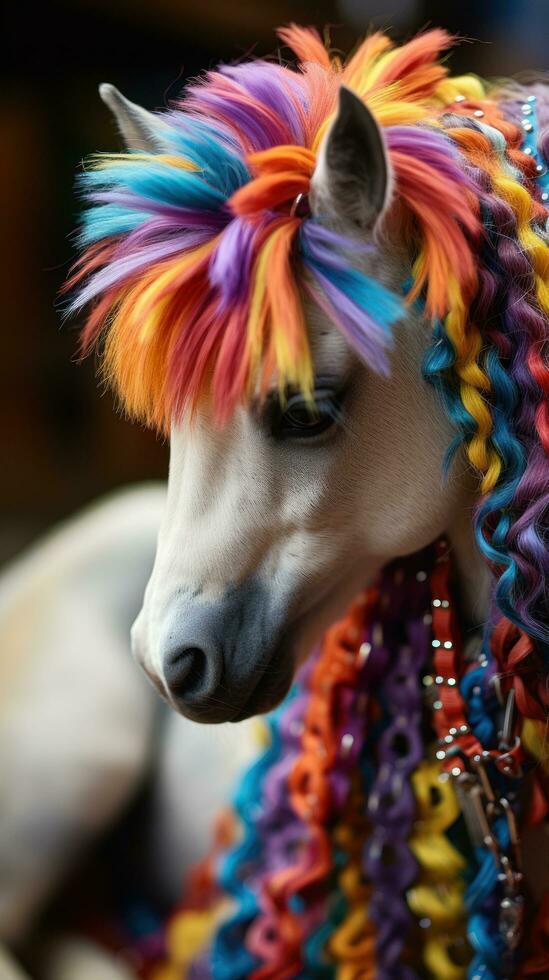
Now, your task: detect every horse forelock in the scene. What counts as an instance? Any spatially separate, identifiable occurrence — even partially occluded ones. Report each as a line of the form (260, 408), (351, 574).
(66, 28), (485, 427)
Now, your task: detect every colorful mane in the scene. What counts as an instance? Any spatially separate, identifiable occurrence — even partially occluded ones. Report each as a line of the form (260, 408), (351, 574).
(67, 25), (549, 650)
(68, 25), (482, 431)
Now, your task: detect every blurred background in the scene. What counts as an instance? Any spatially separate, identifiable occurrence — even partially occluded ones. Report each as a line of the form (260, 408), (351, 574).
(2, 0), (548, 564)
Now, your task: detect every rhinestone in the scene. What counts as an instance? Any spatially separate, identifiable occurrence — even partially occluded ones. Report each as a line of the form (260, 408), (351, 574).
(451, 766), (462, 777)
(432, 639), (441, 648)
(459, 725), (470, 734)
(454, 94), (466, 103)
(416, 570), (427, 582)
(449, 727), (458, 736)
(433, 700), (443, 710)
(433, 599), (442, 608)
(358, 641), (372, 665)
(447, 677), (457, 687)
(524, 146), (533, 155)
(523, 121), (533, 132)
(443, 640), (453, 649)
(527, 94), (537, 103)
(473, 754), (482, 764)
(419, 917), (431, 929)
(423, 675), (434, 686)
(473, 109), (484, 118)
(444, 734), (454, 744)
(536, 164), (545, 173)
(441, 600), (450, 609)
(435, 675), (444, 685)
(473, 686), (482, 696)
(436, 749), (446, 760)
(341, 733), (354, 755)
(439, 772), (450, 782)
(522, 104), (533, 115)
(542, 192), (549, 202)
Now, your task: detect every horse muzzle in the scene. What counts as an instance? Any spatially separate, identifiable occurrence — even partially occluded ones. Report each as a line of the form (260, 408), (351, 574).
(133, 578), (296, 723)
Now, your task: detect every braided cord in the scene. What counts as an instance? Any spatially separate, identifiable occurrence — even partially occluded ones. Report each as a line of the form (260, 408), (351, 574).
(408, 760), (468, 979)
(328, 772), (376, 980)
(442, 281), (501, 489)
(248, 590), (382, 979)
(210, 692), (292, 980)
(328, 698), (389, 979)
(141, 540), (548, 980)
(362, 562), (432, 979)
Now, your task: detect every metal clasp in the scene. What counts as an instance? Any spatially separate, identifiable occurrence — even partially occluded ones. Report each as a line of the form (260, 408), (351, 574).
(455, 772), (500, 856)
(499, 690), (516, 750)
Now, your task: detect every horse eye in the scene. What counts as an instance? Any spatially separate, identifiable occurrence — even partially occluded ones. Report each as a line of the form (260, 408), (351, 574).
(269, 389), (341, 441)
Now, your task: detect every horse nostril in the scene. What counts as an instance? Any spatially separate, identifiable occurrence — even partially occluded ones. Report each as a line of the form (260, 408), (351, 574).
(164, 646), (208, 699)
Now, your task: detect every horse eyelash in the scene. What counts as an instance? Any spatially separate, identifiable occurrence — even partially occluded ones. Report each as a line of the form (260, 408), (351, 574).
(316, 395), (355, 436)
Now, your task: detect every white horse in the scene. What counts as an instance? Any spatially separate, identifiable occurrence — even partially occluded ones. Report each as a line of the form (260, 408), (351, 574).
(0, 485), (260, 979)
(0, 85), (520, 978)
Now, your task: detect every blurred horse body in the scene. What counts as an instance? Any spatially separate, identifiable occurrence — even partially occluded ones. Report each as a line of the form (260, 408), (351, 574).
(0, 487), (255, 979)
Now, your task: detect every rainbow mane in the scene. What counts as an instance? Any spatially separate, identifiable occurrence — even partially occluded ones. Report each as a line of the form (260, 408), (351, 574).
(67, 25), (485, 432)
(67, 25), (549, 649)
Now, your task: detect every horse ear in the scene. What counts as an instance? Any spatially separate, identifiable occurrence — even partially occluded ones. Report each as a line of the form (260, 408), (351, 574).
(99, 83), (171, 151)
(312, 86), (389, 229)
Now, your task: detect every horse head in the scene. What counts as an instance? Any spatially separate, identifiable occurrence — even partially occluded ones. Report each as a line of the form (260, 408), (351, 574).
(70, 56), (507, 722)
